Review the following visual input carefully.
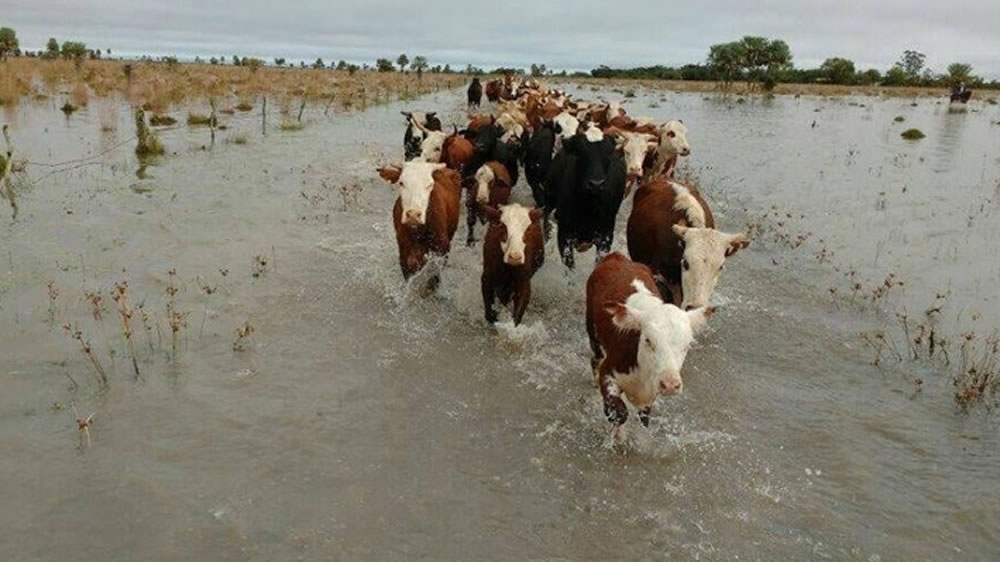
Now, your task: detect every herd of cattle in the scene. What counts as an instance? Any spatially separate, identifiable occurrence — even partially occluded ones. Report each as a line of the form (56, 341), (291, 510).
(375, 76), (750, 431)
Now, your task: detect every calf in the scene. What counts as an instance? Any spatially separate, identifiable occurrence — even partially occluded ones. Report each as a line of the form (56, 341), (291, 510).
(481, 204), (545, 325)
(626, 178), (748, 308)
(377, 162), (462, 286)
(586, 253), (714, 428)
(606, 127), (659, 191)
(466, 161), (513, 246)
(546, 128), (627, 269)
(467, 78), (483, 109)
(402, 111), (441, 161)
(653, 120), (690, 178)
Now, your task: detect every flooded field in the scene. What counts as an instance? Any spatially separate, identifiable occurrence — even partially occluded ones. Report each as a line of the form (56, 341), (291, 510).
(2, 86), (999, 560)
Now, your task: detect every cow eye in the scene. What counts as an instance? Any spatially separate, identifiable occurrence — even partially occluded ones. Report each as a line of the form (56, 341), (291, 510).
(681, 259), (690, 271)
(666, 131), (676, 138)
(644, 337), (655, 350)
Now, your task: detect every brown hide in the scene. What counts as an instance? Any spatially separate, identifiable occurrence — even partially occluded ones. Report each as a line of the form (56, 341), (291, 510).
(481, 208), (545, 325)
(441, 134), (475, 172)
(392, 168), (462, 279)
(626, 178), (714, 304)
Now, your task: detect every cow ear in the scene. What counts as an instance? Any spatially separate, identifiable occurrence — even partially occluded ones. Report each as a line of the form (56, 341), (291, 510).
(605, 301), (641, 332)
(725, 233), (750, 257)
(483, 205), (502, 223)
(672, 224), (689, 239)
(686, 305), (716, 334)
(377, 165), (402, 184)
(427, 112), (436, 119)
(400, 111), (411, 118)
(528, 207), (543, 222)
(490, 114), (496, 125)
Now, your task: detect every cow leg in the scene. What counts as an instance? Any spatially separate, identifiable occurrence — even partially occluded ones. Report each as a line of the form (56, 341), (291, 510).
(511, 284), (530, 326)
(481, 274), (498, 324)
(638, 407), (652, 428)
(558, 230), (575, 270)
(586, 319), (604, 387)
(595, 233), (613, 263)
(465, 190), (478, 247)
(599, 369), (628, 426)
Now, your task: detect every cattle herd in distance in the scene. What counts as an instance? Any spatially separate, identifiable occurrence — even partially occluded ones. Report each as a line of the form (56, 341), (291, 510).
(376, 76), (750, 433)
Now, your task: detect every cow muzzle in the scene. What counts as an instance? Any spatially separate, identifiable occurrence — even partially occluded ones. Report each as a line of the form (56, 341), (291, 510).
(659, 378), (683, 396)
(586, 178), (606, 190)
(403, 209), (425, 226)
(680, 147), (691, 157)
(504, 251), (525, 266)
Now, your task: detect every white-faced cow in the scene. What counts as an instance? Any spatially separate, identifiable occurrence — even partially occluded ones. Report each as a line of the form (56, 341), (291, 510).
(402, 111), (442, 161)
(586, 253), (714, 428)
(627, 178), (748, 309)
(481, 203), (545, 325)
(377, 162), (462, 289)
(654, 120), (691, 178)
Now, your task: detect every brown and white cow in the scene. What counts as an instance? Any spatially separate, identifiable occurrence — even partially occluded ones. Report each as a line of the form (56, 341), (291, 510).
(466, 161), (513, 246)
(481, 204), (546, 325)
(653, 120), (691, 178)
(440, 129), (475, 171)
(606, 127), (659, 190)
(626, 178), (748, 309)
(377, 162), (462, 285)
(485, 80), (503, 103)
(586, 253), (714, 428)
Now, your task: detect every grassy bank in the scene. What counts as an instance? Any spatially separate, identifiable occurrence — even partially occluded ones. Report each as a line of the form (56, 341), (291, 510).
(553, 76), (969, 98)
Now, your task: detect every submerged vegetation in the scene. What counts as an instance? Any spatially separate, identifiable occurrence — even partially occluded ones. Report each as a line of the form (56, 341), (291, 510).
(900, 128), (925, 140)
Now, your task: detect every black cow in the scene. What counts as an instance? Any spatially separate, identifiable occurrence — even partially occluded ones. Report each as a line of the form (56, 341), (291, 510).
(401, 111), (441, 161)
(463, 121), (520, 187)
(523, 122), (556, 234)
(467, 78), (483, 109)
(546, 132), (627, 269)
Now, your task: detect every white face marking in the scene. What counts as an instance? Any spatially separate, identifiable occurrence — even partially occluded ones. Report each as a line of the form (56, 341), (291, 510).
(397, 161), (445, 225)
(552, 112), (580, 140)
(474, 164), (495, 204)
(583, 124), (604, 143)
(676, 228), (745, 309)
(611, 280), (704, 404)
(498, 203), (534, 265)
(670, 182), (707, 227)
(658, 120), (690, 157)
(618, 131), (657, 177)
(418, 131), (447, 162)
(607, 101), (624, 117)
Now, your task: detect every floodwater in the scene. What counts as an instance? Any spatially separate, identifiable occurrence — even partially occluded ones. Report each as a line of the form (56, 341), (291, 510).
(1, 86), (999, 560)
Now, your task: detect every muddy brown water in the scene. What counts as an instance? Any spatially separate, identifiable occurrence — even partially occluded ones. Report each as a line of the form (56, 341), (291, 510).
(2, 88), (999, 560)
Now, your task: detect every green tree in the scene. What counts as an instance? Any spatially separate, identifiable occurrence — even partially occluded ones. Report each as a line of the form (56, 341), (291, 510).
(336, 60), (348, 70)
(396, 53), (409, 72)
(376, 58), (395, 72)
(410, 55), (428, 76)
(60, 41), (88, 60)
(858, 68), (882, 85)
(820, 57), (856, 85)
(707, 41), (744, 89)
(530, 63), (547, 77)
(0, 27), (18, 59)
(232, 55), (241, 66)
(443, 64), (452, 74)
(274, 57), (285, 66)
(312, 57), (325, 69)
(899, 50), (925, 82)
(209, 56), (219, 65)
(43, 37), (60, 59)
(946, 62), (975, 85)
(883, 65), (908, 86)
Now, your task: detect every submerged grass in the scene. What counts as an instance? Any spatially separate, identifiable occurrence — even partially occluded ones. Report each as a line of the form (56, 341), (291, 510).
(901, 128), (925, 140)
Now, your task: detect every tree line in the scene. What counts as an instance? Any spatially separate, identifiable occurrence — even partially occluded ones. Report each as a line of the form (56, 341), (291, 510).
(591, 36), (997, 89)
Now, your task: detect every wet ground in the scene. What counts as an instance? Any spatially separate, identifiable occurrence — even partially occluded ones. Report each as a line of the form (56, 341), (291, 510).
(1, 86), (999, 560)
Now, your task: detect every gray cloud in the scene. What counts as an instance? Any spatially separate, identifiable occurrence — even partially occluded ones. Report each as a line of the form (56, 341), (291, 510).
(8, 0), (999, 77)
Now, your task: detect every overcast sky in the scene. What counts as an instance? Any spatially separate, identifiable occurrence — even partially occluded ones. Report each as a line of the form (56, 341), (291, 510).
(8, 0), (1000, 77)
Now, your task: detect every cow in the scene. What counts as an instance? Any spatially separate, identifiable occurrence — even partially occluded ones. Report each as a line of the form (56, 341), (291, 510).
(467, 78), (483, 109)
(586, 252), (714, 429)
(523, 122), (556, 227)
(606, 127), (659, 191)
(377, 162), (462, 289)
(440, 128), (475, 171)
(464, 121), (520, 187)
(466, 161), (513, 246)
(545, 127), (627, 269)
(626, 178), (748, 309)
(481, 204), (545, 325)
(653, 120), (690, 178)
(485, 79), (503, 103)
(402, 111), (441, 161)
(551, 111), (581, 152)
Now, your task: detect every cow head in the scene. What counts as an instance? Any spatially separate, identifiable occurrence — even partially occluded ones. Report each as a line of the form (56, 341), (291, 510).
(563, 128), (615, 192)
(608, 128), (658, 184)
(671, 224), (749, 310)
(474, 164), (500, 204)
(659, 120), (690, 157)
(606, 280), (714, 396)
(378, 161), (446, 226)
(552, 112), (581, 143)
(485, 203), (543, 266)
(418, 131), (448, 163)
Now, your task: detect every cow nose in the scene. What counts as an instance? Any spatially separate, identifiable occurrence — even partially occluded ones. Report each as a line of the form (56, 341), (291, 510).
(660, 379), (682, 395)
(684, 305), (696, 311)
(587, 178), (605, 189)
(681, 148), (691, 156)
(506, 251), (524, 265)
(404, 210), (423, 224)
